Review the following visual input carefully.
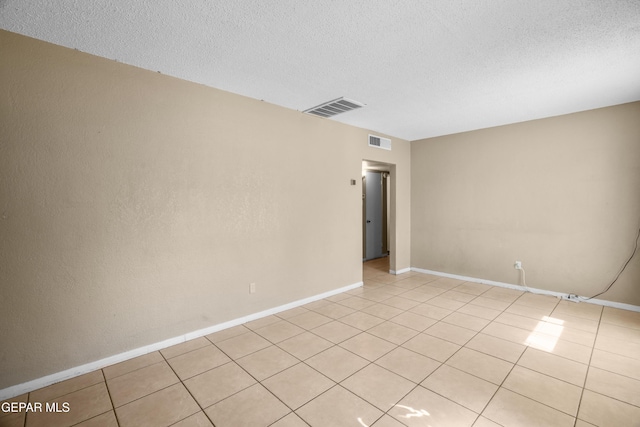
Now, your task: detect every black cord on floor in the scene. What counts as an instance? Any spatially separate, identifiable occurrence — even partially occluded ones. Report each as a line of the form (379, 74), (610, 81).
(581, 224), (640, 301)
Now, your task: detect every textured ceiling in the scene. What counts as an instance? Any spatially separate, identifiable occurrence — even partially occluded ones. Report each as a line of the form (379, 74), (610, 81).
(2, 1), (640, 140)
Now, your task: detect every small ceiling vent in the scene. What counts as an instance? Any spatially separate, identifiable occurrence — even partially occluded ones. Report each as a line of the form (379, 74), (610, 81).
(368, 134), (391, 151)
(303, 97), (364, 118)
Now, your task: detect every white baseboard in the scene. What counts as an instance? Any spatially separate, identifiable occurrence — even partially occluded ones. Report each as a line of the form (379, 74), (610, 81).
(390, 267), (411, 275)
(0, 281), (363, 401)
(411, 267), (640, 313)
(578, 297), (640, 312)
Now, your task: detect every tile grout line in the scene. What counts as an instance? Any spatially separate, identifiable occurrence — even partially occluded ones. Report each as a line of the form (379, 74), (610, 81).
(460, 294), (639, 411)
(22, 393), (27, 427)
(340, 278), (497, 425)
(257, 283), (429, 425)
(584, 349), (640, 382)
(24, 379), (116, 427)
(572, 304), (599, 427)
(103, 359), (167, 382)
(368, 264), (640, 419)
(572, 305), (640, 421)
(373, 291), (491, 425)
(99, 369), (120, 427)
(14, 263), (640, 426)
(414, 287), (512, 423)
(363, 267), (494, 422)
(461, 295), (556, 425)
(408, 286), (587, 423)
(471, 296), (609, 422)
(158, 348), (216, 427)
(276, 280), (563, 423)
(201, 333), (310, 424)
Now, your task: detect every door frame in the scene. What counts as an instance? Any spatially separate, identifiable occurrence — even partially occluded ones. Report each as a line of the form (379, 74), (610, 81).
(362, 160), (395, 270)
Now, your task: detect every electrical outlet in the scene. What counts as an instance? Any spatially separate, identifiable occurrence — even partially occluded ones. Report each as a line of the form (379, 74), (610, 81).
(249, 283), (256, 294)
(563, 294), (580, 302)
(514, 261), (522, 270)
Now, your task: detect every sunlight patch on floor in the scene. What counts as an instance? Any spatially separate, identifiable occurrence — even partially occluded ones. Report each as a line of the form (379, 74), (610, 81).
(525, 316), (564, 352)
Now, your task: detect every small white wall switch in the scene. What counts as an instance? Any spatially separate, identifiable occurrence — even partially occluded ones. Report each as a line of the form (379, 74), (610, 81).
(250, 283), (256, 294)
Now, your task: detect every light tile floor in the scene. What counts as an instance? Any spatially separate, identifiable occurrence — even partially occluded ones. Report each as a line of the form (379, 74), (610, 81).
(2, 257), (640, 426)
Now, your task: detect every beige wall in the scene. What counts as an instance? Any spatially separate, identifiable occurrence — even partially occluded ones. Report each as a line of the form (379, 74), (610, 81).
(411, 102), (640, 306)
(0, 30), (410, 390)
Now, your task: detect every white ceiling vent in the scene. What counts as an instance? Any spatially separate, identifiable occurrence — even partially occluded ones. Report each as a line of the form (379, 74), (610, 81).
(368, 134), (391, 151)
(303, 97), (364, 118)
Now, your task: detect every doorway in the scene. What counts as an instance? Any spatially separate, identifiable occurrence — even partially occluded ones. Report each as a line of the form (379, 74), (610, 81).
(362, 161), (391, 262)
